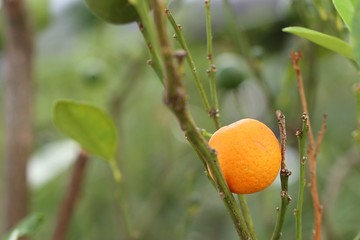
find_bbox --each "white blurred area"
[27,140,80,189]
[50,0,79,16]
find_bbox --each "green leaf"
[333,0,354,30]
[283,26,354,60]
[3,213,44,240]
[352,2,360,66]
[53,100,117,161]
[352,0,360,6]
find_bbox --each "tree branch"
[290,51,324,240]
[151,0,250,238]
[1,0,34,235]
[52,151,89,240]
[271,110,292,240]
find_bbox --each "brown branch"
[290,51,323,240]
[271,110,292,240]
[1,0,34,235]
[276,110,287,169]
[52,151,89,240]
[151,0,250,238]
[314,114,327,159]
[290,51,313,143]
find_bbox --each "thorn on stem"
[301,112,308,122]
[280,168,292,177]
[296,128,303,138]
[209,108,220,118]
[301,156,307,164]
[138,22,144,32]
[147,42,153,50]
[219,191,225,199]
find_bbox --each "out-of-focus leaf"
[352,3,360,66]
[353,231,360,240]
[53,100,117,161]
[333,0,354,30]
[283,26,354,60]
[352,0,360,6]
[3,213,44,240]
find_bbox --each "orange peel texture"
[209,118,281,194]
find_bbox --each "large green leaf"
[352,0,360,6]
[3,213,44,240]
[53,100,117,161]
[283,26,354,60]
[333,0,354,30]
[352,2,360,66]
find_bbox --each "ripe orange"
[209,118,281,194]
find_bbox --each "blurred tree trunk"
[1,0,34,235]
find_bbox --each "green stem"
[151,0,249,238]
[238,195,257,240]
[131,0,164,81]
[271,111,292,240]
[199,128,213,138]
[109,159,137,239]
[271,169,292,240]
[205,0,221,129]
[296,113,309,240]
[165,9,212,115]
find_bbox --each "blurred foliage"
[1,0,360,239]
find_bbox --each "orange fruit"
[208,118,281,194]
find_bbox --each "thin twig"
[204,0,221,129]
[108,159,138,239]
[132,0,164,81]
[295,113,309,240]
[271,110,292,240]
[291,52,310,122]
[314,114,327,159]
[165,9,212,118]
[277,110,287,169]
[52,151,89,240]
[237,195,257,240]
[290,51,323,240]
[151,0,250,238]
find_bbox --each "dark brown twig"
[277,110,287,169]
[52,151,89,240]
[271,110,292,240]
[290,51,325,240]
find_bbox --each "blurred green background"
[1,0,360,239]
